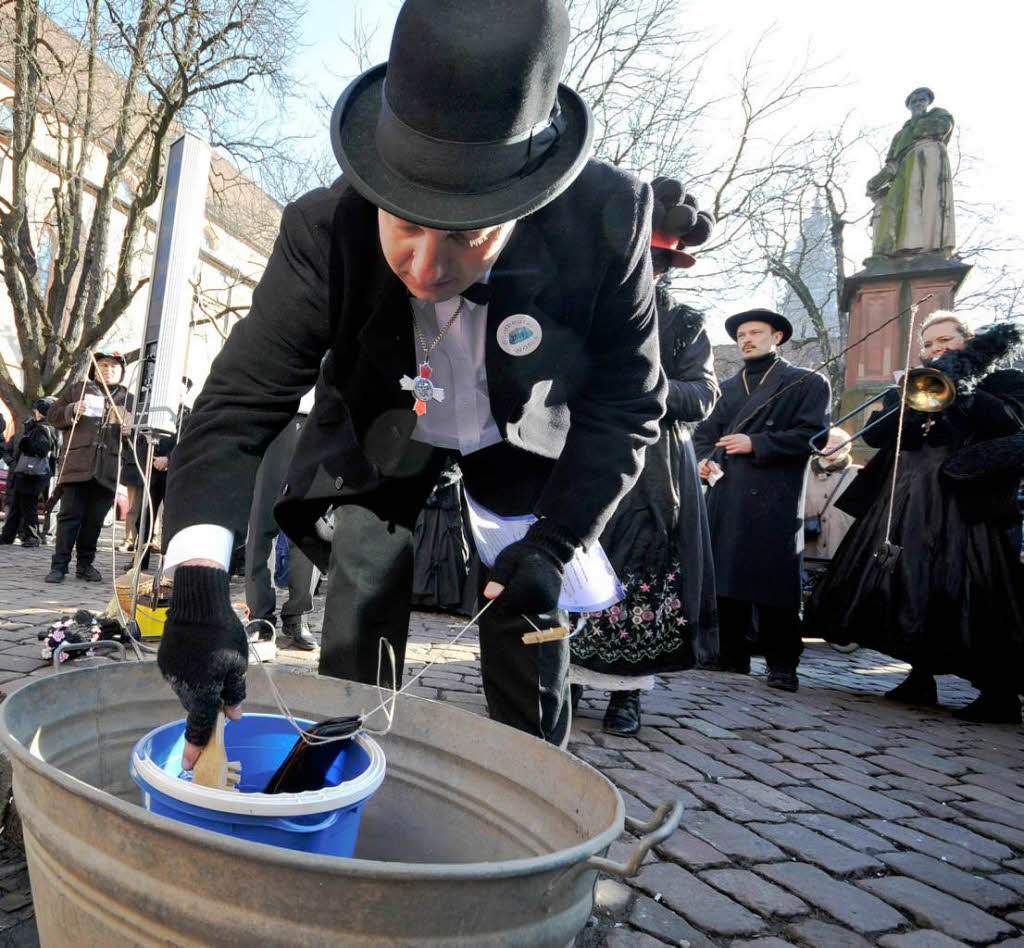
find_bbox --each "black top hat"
[724,309,793,345]
[650,177,715,270]
[331,0,593,230]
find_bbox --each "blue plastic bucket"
[130,714,385,857]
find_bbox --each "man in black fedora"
[157,0,668,764]
[693,310,830,692]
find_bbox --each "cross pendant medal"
[399,362,446,416]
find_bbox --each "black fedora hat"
[724,309,793,345]
[331,0,593,230]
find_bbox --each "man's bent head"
[378,210,515,302]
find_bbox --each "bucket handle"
[267,810,342,834]
[585,800,683,878]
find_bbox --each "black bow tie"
[461,283,491,305]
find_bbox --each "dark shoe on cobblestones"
[76,564,103,582]
[0,536,13,545]
[280,618,317,651]
[766,668,799,692]
[885,669,937,705]
[21,538,40,548]
[603,690,641,735]
[952,690,1022,724]
[44,567,66,583]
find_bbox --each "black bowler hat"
[330,0,593,230]
[724,309,793,345]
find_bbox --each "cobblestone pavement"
[1,534,1023,947]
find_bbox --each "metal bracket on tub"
[585,801,684,878]
[52,640,127,668]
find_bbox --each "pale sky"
[284,0,1024,341]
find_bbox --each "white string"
[882,304,919,546]
[246,597,498,744]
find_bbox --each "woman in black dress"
[570,179,720,735]
[808,314,1024,723]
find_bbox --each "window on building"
[0,101,13,137]
[35,225,57,300]
[115,177,134,206]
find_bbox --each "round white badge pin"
[497,314,543,356]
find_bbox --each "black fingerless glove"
[489,518,578,615]
[157,566,248,747]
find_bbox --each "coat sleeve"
[954,370,1024,439]
[749,371,831,463]
[162,189,336,546]
[534,182,667,548]
[666,326,720,424]
[47,381,85,430]
[692,389,731,461]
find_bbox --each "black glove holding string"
[484,518,578,615]
[157,566,248,764]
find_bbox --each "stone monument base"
[839,254,970,457]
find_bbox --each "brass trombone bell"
[811,367,957,456]
[904,367,957,413]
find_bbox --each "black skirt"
[808,444,1024,688]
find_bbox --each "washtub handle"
[585,800,683,878]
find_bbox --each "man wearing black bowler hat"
[693,310,830,692]
[157,0,669,764]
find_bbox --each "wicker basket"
[114,573,173,615]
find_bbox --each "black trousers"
[320,445,571,747]
[246,416,318,623]
[718,596,803,672]
[50,480,116,571]
[0,475,44,542]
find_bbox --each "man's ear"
[772,330,784,346]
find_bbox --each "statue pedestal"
[839,254,970,446]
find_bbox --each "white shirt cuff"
[163,524,235,575]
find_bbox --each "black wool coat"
[164,160,667,569]
[692,357,831,608]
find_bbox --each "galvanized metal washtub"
[0,662,681,947]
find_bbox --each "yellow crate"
[135,602,167,638]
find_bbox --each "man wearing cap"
[693,310,829,691]
[158,0,667,763]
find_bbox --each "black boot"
[766,667,799,692]
[280,617,317,651]
[44,567,66,583]
[76,563,103,582]
[885,669,937,705]
[953,691,1022,725]
[602,690,641,736]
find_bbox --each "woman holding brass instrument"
[808,313,1024,723]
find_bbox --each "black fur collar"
[930,322,1024,393]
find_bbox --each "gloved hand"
[484,518,578,615]
[157,566,248,756]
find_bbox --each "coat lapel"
[355,255,418,387]
[729,357,791,434]
[485,218,560,422]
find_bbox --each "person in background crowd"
[244,394,320,651]
[570,177,719,736]
[809,313,1024,723]
[45,350,132,584]
[694,310,830,693]
[800,427,862,650]
[158,0,666,764]
[0,398,57,547]
[802,429,860,573]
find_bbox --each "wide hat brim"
[724,309,794,345]
[331,64,593,230]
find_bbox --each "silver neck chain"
[414,299,465,364]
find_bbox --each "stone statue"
[867,87,956,258]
